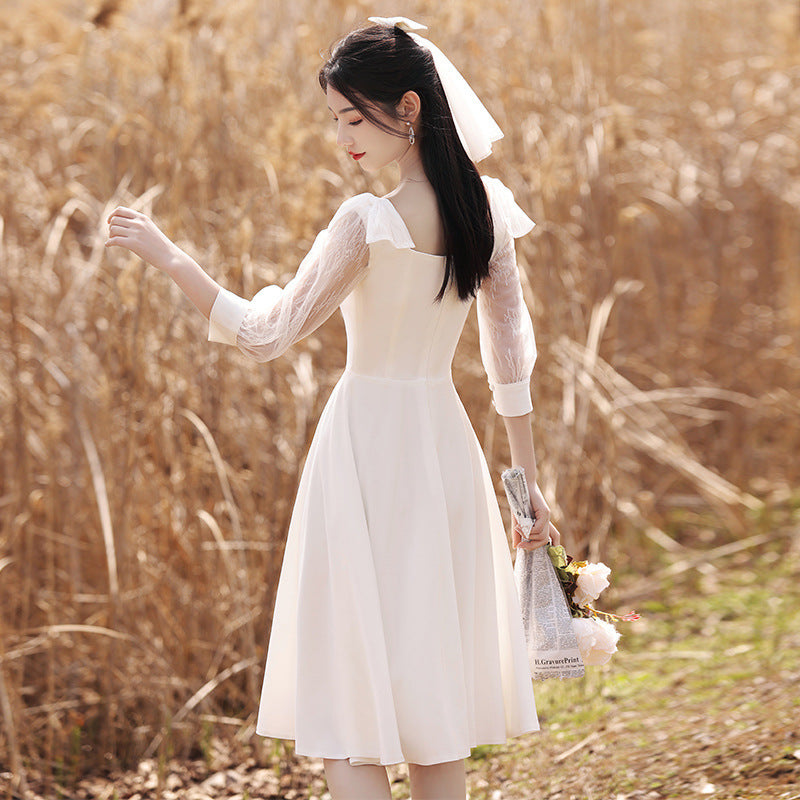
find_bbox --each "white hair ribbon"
[367,16,503,162]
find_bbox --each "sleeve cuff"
[491,379,533,417]
[208,287,251,346]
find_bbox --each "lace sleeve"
[476,234,537,416]
[207,209,369,362]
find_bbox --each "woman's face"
[327,86,409,172]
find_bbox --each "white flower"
[573,562,611,607]
[573,617,621,665]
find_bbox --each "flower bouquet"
[502,467,585,680]
[547,547,640,665]
[502,466,639,674]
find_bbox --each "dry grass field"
[1,0,799,796]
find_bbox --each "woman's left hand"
[512,481,561,550]
[105,207,181,273]
[512,518,560,550]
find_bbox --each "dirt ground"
[8,668,797,800]
[5,531,799,800]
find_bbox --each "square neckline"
[378,194,447,260]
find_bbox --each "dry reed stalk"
[22,624,135,641]
[54,176,137,325]
[178,408,242,541]
[0,661,27,796]
[197,509,237,585]
[178,408,258,702]
[143,655,259,759]
[573,278,644,449]
[195,508,262,670]
[76,414,119,607]
[41,197,93,275]
[614,527,797,603]
[554,336,763,512]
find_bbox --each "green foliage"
[470,743,504,761]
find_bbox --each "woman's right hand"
[105,207,182,273]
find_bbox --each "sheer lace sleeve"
[477,178,537,417]
[207,206,369,362]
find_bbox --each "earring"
[408,123,416,146]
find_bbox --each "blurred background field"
[0,0,798,796]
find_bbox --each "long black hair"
[319,24,494,302]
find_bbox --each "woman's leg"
[408,758,466,800]
[323,758,392,800]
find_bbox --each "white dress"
[208,176,539,766]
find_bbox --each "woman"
[106,17,558,800]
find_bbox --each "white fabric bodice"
[341,241,468,381]
[208,176,537,416]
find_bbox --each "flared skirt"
[255,370,538,766]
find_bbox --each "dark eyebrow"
[328,105,358,115]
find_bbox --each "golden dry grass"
[0,0,798,787]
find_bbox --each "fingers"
[107,206,137,223]
[513,514,559,552]
[106,207,139,245]
[105,207,144,249]
[515,533,549,550]
[511,517,527,547]
[528,510,549,538]
[513,519,550,550]
[525,499,550,539]
[105,223,130,248]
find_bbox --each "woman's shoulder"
[329,192,415,251]
[480,175,536,248]
[330,191,381,219]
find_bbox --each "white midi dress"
[208,176,540,766]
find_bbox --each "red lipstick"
[350,152,365,161]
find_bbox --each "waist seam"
[343,368,453,385]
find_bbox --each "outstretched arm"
[106,207,221,318]
[105,204,370,362]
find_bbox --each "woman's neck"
[397,143,427,183]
